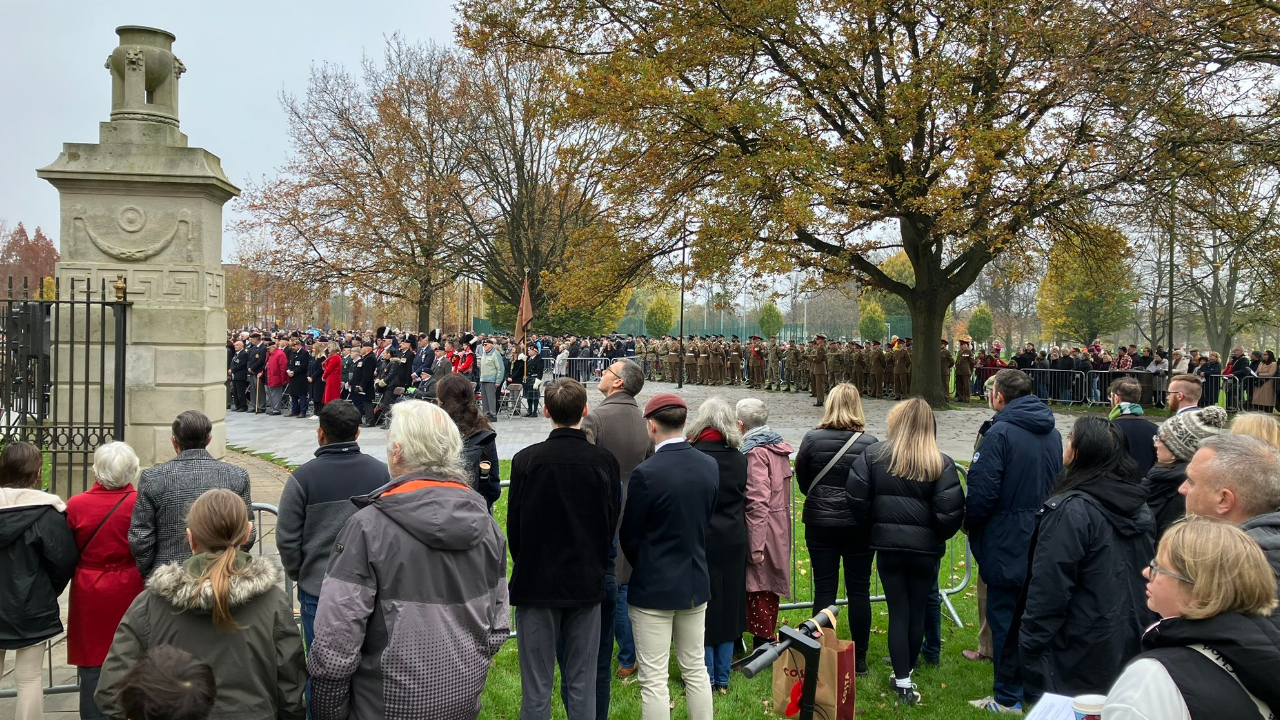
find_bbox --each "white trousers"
[1,644,45,720]
[629,603,713,720]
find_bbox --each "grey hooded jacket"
[1241,509,1280,584]
[308,474,510,720]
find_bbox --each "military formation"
[631,333,981,405]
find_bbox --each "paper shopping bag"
[770,627,856,720]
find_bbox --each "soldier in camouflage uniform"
[892,339,912,400]
[828,341,846,386]
[710,336,726,385]
[808,335,829,405]
[797,342,811,392]
[684,336,698,384]
[665,336,681,383]
[728,336,743,385]
[940,339,954,398]
[766,336,781,390]
[851,342,867,394]
[784,341,799,392]
[868,340,886,398]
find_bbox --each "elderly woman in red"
[64,441,145,720]
[322,340,344,404]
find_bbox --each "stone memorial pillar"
[38,26,239,468]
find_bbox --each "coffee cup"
[1072,694,1105,720]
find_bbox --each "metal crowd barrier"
[1212,374,1280,413]
[1085,369,1165,407]
[555,356,641,383]
[0,638,76,698]
[1021,368,1089,405]
[776,468,973,628]
[972,366,1001,398]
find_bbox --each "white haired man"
[309,400,510,720]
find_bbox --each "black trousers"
[232,377,248,409]
[877,551,937,682]
[805,525,871,665]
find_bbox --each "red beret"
[643,393,688,418]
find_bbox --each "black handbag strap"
[81,491,132,552]
[813,432,863,485]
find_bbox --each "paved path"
[226,381,1082,467]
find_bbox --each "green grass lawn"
[482,461,1000,719]
[243,450,999,717]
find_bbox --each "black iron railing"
[0,276,129,498]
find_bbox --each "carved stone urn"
[38,26,240,468]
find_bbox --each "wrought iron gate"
[0,276,128,497]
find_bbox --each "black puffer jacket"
[845,442,965,556]
[1019,481,1157,703]
[0,489,78,649]
[795,428,878,531]
[1140,462,1186,540]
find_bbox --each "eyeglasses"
[1147,559,1192,584]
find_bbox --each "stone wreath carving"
[71,206,192,262]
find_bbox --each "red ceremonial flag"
[516,277,534,344]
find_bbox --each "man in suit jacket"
[620,393,717,720]
[128,410,255,577]
[509,378,621,720]
[582,359,653,687]
[246,333,268,413]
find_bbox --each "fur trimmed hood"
[148,551,283,611]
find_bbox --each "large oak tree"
[462,0,1184,402]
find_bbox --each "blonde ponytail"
[186,488,249,631]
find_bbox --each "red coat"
[64,483,144,666]
[322,353,343,403]
[267,348,288,387]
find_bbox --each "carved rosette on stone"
[38,26,239,471]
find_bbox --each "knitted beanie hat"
[1159,406,1229,462]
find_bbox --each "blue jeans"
[291,392,309,416]
[299,589,319,719]
[705,642,733,687]
[558,573,618,720]
[299,588,319,649]
[615,584,636,668]
[987,584,1024,707]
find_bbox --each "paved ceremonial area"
[224,380,1082,466]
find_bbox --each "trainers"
[894,681,921,706]
[968,696,1024,714]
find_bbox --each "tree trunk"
[908,296,949,406]
[417,280,433,332]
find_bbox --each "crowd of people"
[226,326,1280,433]
[4,327,1280,718]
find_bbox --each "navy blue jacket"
[620,441,718,610]
[964,395,1062,588]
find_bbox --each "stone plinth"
[38,26,239,471]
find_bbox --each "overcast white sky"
[0,1,456,259]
